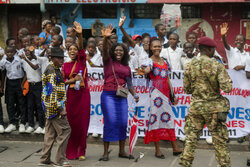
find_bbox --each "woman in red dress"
[61,22,90,161]
[138,38,182,159]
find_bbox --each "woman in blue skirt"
[100,25,139,161]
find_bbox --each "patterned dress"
[144,59,176,144]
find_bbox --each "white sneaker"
[25,126,34,133]
[100,134,103,139]
[0,125,4,133]
[92,133,98,137]
[19,124,26,133]
[206,137,213,144]
[41,128,45,134]
[4,124,16,133]
[34,127,43,134]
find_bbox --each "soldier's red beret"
[197,36,217,47]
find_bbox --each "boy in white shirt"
[161,33,182,70]
[181,42,195,70]
[20,46,45,134]
[0,46,26,133]
[221,22,247,70]
[86,41,102,67]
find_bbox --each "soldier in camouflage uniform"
[179,37,232,167]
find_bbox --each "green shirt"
[183,54,232,114]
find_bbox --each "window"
[130,4,163,19]
[82,5,117,18]
[181,6,201,19]
[242,4,250,19]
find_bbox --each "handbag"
[69,61,86,89]
[111,63,128,98]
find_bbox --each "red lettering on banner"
[184,96,191,104]
[174,120,182,127]
[239,121,245,128]
[232,120,237,127]
[138,120,144,126]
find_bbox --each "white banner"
[87,68,250,138]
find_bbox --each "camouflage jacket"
[183,54,232,114]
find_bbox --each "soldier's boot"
[179,160,192,167]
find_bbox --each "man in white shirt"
[20,46,45,134]
[161,33,182,70]
[221,23,247,70]
[0,46,26,133]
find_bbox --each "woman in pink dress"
[138,38,182,159]
[61,22,90,161]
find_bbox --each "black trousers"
[6,78,26,125]
[0,96,3,125]
[27,82,45,128]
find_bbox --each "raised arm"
[119,16,136,48]
[102,25,114,62]
[220,22,230,51]
[20,54,39,70]
[73,21,83,50]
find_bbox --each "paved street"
[0,140,249,167]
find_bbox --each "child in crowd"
[36,48,51,74]
[50,26,61,37]
[51,35,63,48]
[132,35,142,46]
[0,46,26,133]
[64,36,74,63]
[18,28,29,48]
[86,41,102,67]
[161,33,183,70]
[31,35,43,57]
[39,47,71,167]
[18,36,31,57]
[20,46,45,134]
[6,38,17,50]
[221,22,247,70]
[181,42,195,70]
[119,16,150,69]
[155,23,167,46]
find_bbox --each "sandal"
[155,153,165,159]
[99,155,109,161]
[173,151,182,156]
[53,161,72,167]
[118,153,130,159]
[38,161,55,166]
[79,156,86,161]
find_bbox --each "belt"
[29,82,42,86]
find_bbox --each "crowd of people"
[0,14,249,167]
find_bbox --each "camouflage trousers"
[179,113,231,167]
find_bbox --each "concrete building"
[0,0,249,58]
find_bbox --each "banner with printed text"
[87,68,250,138]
